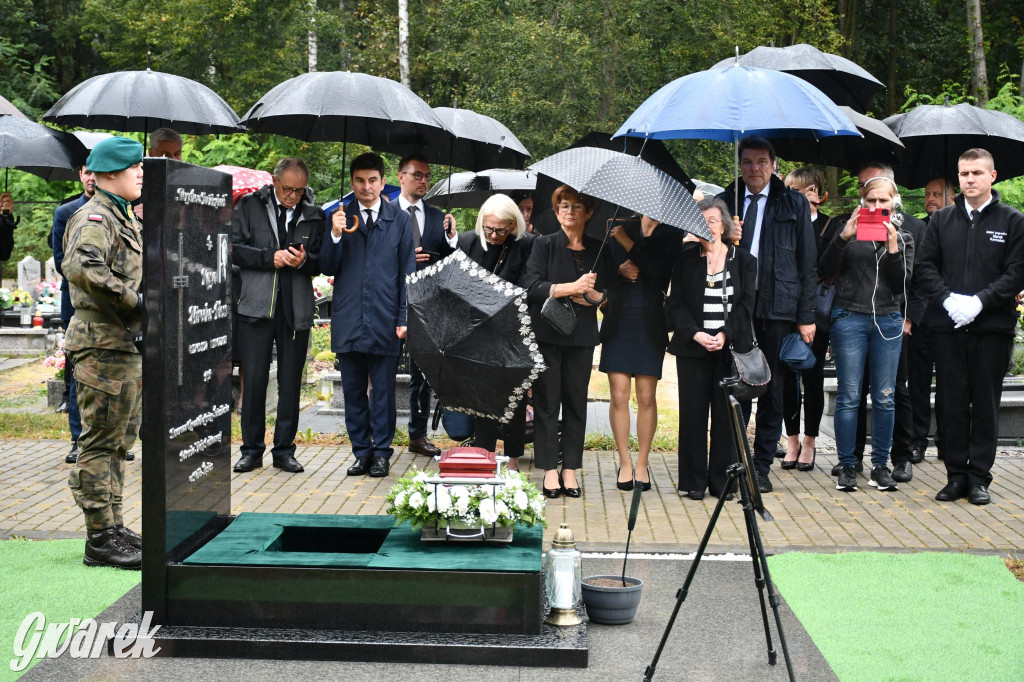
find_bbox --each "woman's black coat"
[458,230,535,286]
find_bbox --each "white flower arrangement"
[386,466,547,531]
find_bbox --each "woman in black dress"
[522,185,615,499]
[601,215,682,491]
[668,197,756,500]
[458,193,535,469]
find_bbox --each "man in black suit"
[396,154,457,456]
[720,136,817,493]
[231,158,325,474]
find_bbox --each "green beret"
[86,137,144,173]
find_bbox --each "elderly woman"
[522,185,615,499]
[602,215,682,491]
[668,198,756,500]
[819,176,914,493]
[458,194,535,469]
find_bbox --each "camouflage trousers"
[67,347,142,530]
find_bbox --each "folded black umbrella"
[0,116,88,185]
[405,250,545,422]
[884,102,1024,188]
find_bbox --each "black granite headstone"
[140,158,234,620]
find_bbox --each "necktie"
[277,204,289,247]
[740,194,762,251]
[970,209,980,226]
[364,208,374,232]
[406,204,421,248]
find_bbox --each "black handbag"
[721,269,771,402]
[541,296,577,336]
[815,280,836,333]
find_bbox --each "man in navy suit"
[396,154,457,456]
[322,153,416,477]
[50,165,95,464]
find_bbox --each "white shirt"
[331,198,382,243]
[964,195,993,221]
[744,183,771,259]
[397,195,458,248]
[272,196,296,238]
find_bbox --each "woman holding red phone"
[819,176,914,494]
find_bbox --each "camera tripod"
[643,379,795,682]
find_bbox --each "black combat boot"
[116,524,143,550]
[84,527,141,569]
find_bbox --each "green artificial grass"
[0,539,139,682]
[767,552,1024,682]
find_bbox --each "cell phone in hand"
[288,242,304,251]
[420,250,441,261]
[857,208,889,241]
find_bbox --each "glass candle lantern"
[544,523,582,626]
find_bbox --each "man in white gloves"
[916,148,1024,505]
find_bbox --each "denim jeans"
[830,307,903,468]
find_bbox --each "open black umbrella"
[429,107,531,171]
[0,116,88,186]
[884,102,1024,188]
[423,168,535,208]
[529,147,710,240]
[405,250,545,422]
[43,69,243,140]
[771,106,905,171]
[712,43,884,113]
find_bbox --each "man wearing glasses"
[396,154,457,456]
[231,157,325,474]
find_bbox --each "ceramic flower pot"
[581,575,643,625]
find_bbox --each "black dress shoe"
[347,457,371,476]
[935,480,967,502]
[909,442,926,464]
[775,445,787,459]
[233,453,263,472]
[967,485,991,505]
[408,437,441,456]
[125,451,136,461]
[84,527,141,570]
[687,490,705,500]
[368,456,390,477]
[56,400,68,414]
[755,471,773,493]
[543,485,561,499]
[561,485,581,498]
[116,524,143,550]
[273,454,304,473]
[65,442,79,464]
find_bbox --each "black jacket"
[667,243,756,358]
[522,230,617,347]
[602,221,683,346]
[407,200,455,269]
[720,175,817,324]
[819,218,913,316]
[916,190,1024,334]
[458,230,534,286]
[231,185,325,330]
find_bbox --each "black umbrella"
[423,168,536,208]
[429,107,531,171]
[0,116,88,187]
[43,69,243,140]
[529,146,710,240]
[406,249,545,422]
[0,94,28,119]
[884,102,1024,188]
[771,106,905,171]
[712,43,884,113]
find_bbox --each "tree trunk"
[966,0,988,105]
[837,0,858,59]
[886,0,898,115]
[398,0,410,87]
[308,0,318,73]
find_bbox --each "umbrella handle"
[732,215,741,246]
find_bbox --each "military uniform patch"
[88,214,104,222]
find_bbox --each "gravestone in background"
[140,158,234,621]
[17,255,40,294]
[45,257,60,284]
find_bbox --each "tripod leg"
[643,471,738,682]
[743,498,796,681]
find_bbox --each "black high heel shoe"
[796,448,816,472]
[560,471,581,498]
[617,465,635,491]
[543,472,562,498]
[634,467,652,491]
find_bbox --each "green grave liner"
[182,513,543,573]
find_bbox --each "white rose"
[413,472,430,483]
[478,499,499,525]
[495,500,510,518]
[393,491,407,508]
[428,488,452,514]
[531,498,546,515]
[408,492,425,509]
[513,490,528,510]
[455,495,470,516]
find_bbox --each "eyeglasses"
[558,202,586,213]
[401,171,432,182]
[277,184,306,197]
[483,225,511,236]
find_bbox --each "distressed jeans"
[830,307,903,469]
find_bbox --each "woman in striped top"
[667,197,757,500]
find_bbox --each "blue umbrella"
[613,64,859,221]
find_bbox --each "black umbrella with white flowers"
[405,250,545,423]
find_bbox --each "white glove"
[961,295,983,322]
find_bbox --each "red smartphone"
[857,207,889,241]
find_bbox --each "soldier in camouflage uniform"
[63,137,145,569]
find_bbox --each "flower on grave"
[311,275,333,300]
[43,348,66,380]
[0,288,12,310]
[10,289,33,307]
[35,280,60,298]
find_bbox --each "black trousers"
[408,359,431,439]
[751,318,791,475]
[534,343,593,471]
[238,307,310,460]
[782,330,829,437]
[474,399,527,458]
[853,335,912,464]
[676,351,736,497]
[907,323,943,446]
[933,331,1011,488]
